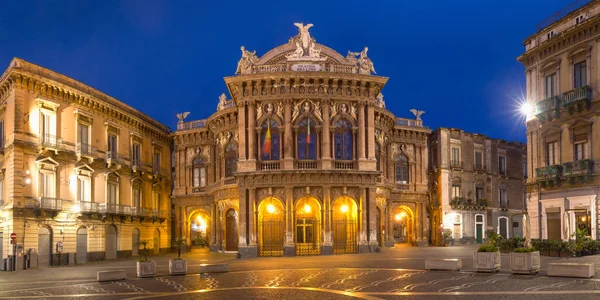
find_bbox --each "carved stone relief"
[293,186,323,202]
[256,187,285,201]
[330,186,359,201]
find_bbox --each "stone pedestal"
[322,245,333,255]
[359,244,371,253]
[284,246,296,257]
[321,158,332,169]
[238,246,258,259]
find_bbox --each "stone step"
[425,259,462,271]
[97,270,126,282]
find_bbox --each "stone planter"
[473,251,501,273]
[136,261,156,278]
[169,259,187,275]
[510,251,540,275]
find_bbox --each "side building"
[518,0,600,241]
[172,23,431,258]
[0,58,172,269]
[429,128,526,245]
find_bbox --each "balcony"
[334,160,356,170]
[99,203,130,215]
[473,163,486,172]
[38,197,63,211]
[177,119,206,131]
[562,85,591,114]
[77,142,97,161]
[297,160,317,169]
[224,177,236,185]
[563,159,594,176]
[450,160,463,169]
[39,133,63,151]
[131,159,142,172]
[535,164,563,181]
[77,201,99,213]
[535,96,561,121]
[131,207,149,218]
[450,197,488,210]
[396,183,409,190]
[151,209,168,221]
[260,161,280,170]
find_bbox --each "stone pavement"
[1,244,600,299]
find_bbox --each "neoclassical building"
[0,58,172,269]
[429,128,527,246]
[519,1,600,241]
[173,23,430,258]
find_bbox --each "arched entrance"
[76,227,88,264]
[332,196,358,254]
[189,210,210,248]
[38,226,52,266]
[132,228,140,256]
[225,209,239,252]
[295,197,321,255]
[105,225,117,260]
[392,206,415,244]
[258,197,284,257]
[153,229,160,254]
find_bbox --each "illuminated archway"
[295,196,322,255]
[189,210,211,248]
[392,205,415,244]
[331,196,358,254]
[258,197,285,257]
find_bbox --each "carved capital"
[283,98,293,105]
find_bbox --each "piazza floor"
[2,245,600,299]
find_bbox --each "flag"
[262,120,271,157]
[306,118,311,144]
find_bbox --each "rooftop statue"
[376,93,385,108]
[410,109,425,121]
[217,93,228,110]
[236,46,259,75]
[348,46,376,75]
[287,22,325,61]
[176,112,190,123]
[293,22,314,49]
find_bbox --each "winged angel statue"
[410,109,425,121]
[176,112,190,123]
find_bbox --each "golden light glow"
[72,204,81,213]
[395,214,402,221]
[303,204,311,213]
[581,216,587,222]
[267,204,276,214]
[340,204,349,213]
[69,174,77,194]
[196,216,207,231]
[400,211,406,218]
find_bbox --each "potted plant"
[442,230,452,247]
[136,240,156,278]
[473,244,501,273]
[510,246,540,275]
[169,237,187,275]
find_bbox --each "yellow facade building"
[0,58,171,269]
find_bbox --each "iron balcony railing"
[563,159,594,176]
[99,203,130,215]
[334,160,355,170]
[177,119,206,131]
[562,85,591,107]
[297,160,317,169]
[396,118,423,127]
[40,133,63,149]
[131,207,148,217]
[39,197,63,211]
[77,142,97,157]
[535,164,563,180]
[535,96,561,117]
[78,201,99,213]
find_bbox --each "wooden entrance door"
[225,209,239,251]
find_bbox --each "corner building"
[0,59,172,268]
[173,24,430,258]
[519,1,600,241]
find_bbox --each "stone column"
[368,187,378,251]
[283,99,294,169]
[284,187,295,256]
[415,202,422,244]
[358,187,369,253]
[237,103,247,161]
[247,102,256,162]
[238,187,257,258]
[386,201,394,247]
[322,186,333,254]
[209,203,218,252]
[321,99,332,169]
[249,188,257,246]
[358,102,366,163]
[237,188,247,245]
[366,103,376,170]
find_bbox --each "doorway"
[76,227,88,264]
[132,228,140,256]
[105,225,117,260]
[38,227,52,266]
[225,209,239,251]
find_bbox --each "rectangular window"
[546,141,559,165]
[193,167,206,187]
[0,119,4,149]
[78,124,90,155]
[132,143,141,166]
[40,172,54,198]
[475,151,483,170]
[153,152,161,173]
[476,187,484,200]
[545,73,557,98]
[452,185,461,198]
[107,183,117,204]
[451,147,460,167]
[77,178,91,202]
[108,134,117,159]
[133,188,141,208]
[574,61,587,88]
[153,192,161,209]
[499,189,507,207]
[498,156,506,175]
[574,134,588,161]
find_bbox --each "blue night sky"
[0,0,578,142]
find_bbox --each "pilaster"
[321,99,332,169]
[322,186,333,255]
[283,99,294,169]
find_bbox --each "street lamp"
[519,99,534,122]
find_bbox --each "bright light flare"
[340,204,349,213]
[267,204,276,214]
[303,204,311,213]
[520,102,533,118]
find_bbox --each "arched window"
[297,117,317,160]
[225,142,237,177]
[334,119,353,160]
[260,119,280,161]
[395,155,409,184]
[375,143,381,171]
[193,157,206,187]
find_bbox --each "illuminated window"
[260,119,280,161]
[395,155,409,184]
[193,157,206,187]
[297,117,317,160]
[334,119,353,160]
[225,142,237,177]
